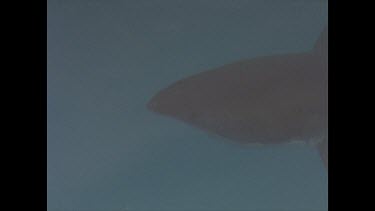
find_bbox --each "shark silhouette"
[148,27,328,170]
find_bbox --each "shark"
[148,26,328,170]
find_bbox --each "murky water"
[48,0,328,210]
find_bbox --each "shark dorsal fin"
[313,26,328,59]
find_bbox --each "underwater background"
[48,0,328,210]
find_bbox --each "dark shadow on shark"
[148,26,328,170]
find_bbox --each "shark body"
[148,27,328,169]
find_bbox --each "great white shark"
[148,27,328,170]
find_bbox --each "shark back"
[148,26,328,169]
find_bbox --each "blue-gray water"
[47,0,328,210]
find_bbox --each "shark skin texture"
[148,26,328,170]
